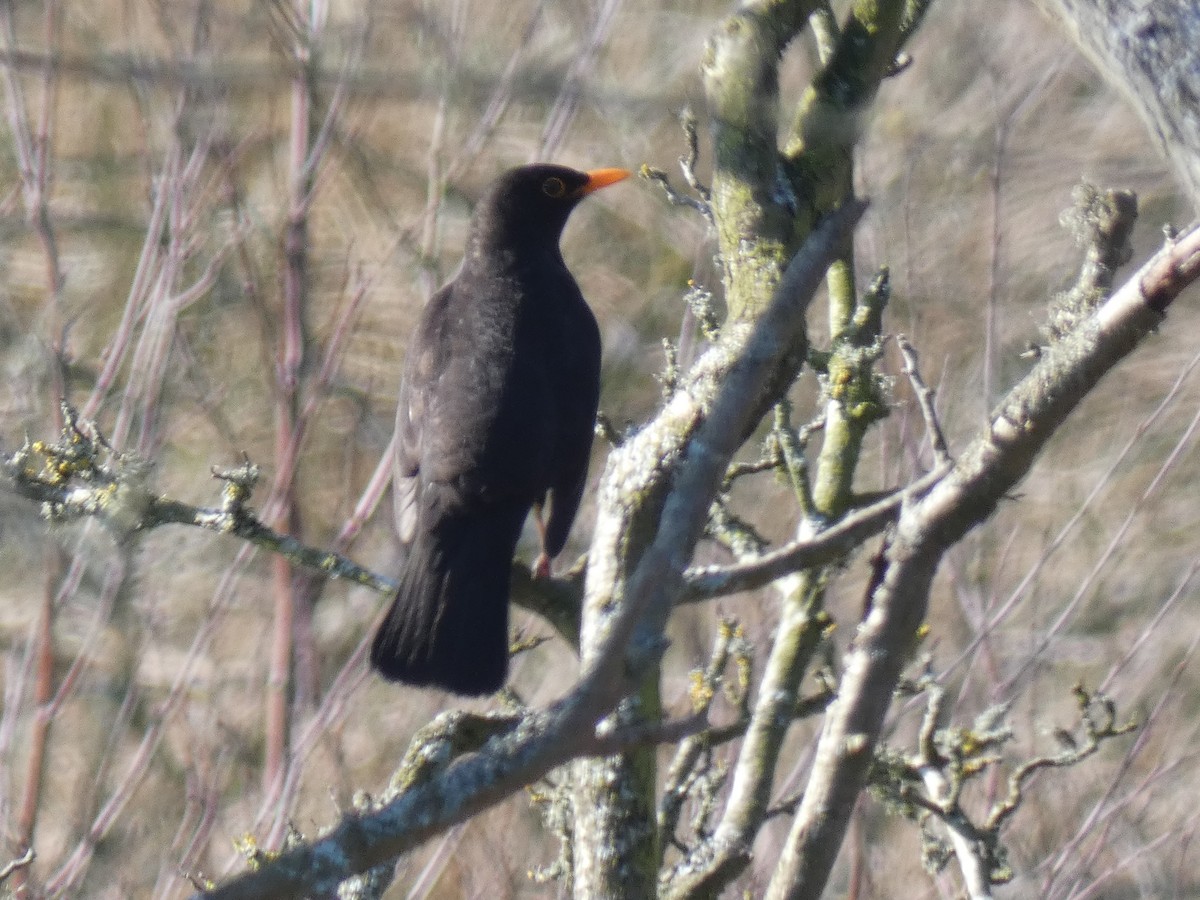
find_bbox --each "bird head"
[469,164,630,253]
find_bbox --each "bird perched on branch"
[371,163,630,695]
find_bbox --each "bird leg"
[532,500,552,579]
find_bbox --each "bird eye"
[542,176,567,198]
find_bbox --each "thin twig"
[896,335,951,466]
[641,164,714,222]
[684,465,949,601]
[0,847,35,883]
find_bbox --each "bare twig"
[657,619,744,866]
[941,342,1200,683]
[896,335,951,467]
[641,164,715,221]
[0,847,34,883]
[684,464,949,601]
[999,393,1200,695]
[642,107,716,224]
[536,0,622,159]
[678,106,711,206]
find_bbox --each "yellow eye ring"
[542,176,567,198]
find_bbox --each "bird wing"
[393,275,546,544]
[540,290,602,558]
[393,283,455,545]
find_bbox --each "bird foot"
[532,553,552,580]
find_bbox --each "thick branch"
[765,222,1200,898]
[702,0,819,322]
[579,200,867,688]
[1036,0,1200,211]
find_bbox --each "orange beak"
[579,168,631,196]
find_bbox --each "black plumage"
[371,163,629,695]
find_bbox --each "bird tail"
[371,500,527,695]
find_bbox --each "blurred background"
[0,0,1196,896]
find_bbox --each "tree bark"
[1036,0,1200,210]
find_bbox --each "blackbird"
[371,163,630,695]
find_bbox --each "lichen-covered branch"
[652,6,924,893]
[869,681,1134,900]
[1046,185,1138,338]
[764,217,1200,899]
[569,194,865,896]
[2,407,395,594]
[702,0,819,323]
[657,618,751,872]
[783,0,912,229]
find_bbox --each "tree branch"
[765,218,1200,898]
[682,464,948,601]
[1034,0,1200,211]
